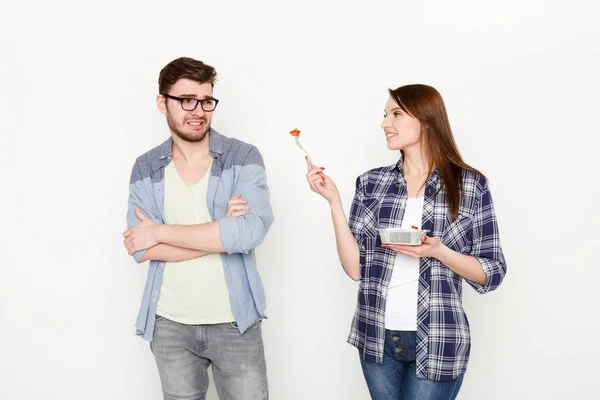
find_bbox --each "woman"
[306,84,507,399]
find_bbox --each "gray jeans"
[151,316,268,400]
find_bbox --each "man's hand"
[226,194,249,217]
[123,208,159,255]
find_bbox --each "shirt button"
[151,299,156,303]
[153,291,158,295]
[392,336,399,342]
[160,263,164,267]
[395,348,401,354]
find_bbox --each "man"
[123,57,273,400]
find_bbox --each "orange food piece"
[289,129,301,137]
[411,226,419,230]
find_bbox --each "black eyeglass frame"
[161,93,220,112]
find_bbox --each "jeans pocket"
[249,320,262,330]
[230,319,262,330]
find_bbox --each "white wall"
[2,0,599,398]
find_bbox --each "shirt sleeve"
[126,159,161,263]
[219,146,275,254]
[349,175,365,244]
[465,179,508,294]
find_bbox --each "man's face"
[157,78,214,143]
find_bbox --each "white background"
[2,0,599,399]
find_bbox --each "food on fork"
[290,128,316,166]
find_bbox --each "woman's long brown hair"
[388,84,484,220]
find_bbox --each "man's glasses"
[161,94,219,112]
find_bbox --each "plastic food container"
[378,228,429,245]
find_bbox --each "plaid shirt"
[347,157,507,381]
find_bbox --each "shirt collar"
[209,128,224,158]
[149,128,223,173]
[395,154,441,189]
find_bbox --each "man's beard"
[167,113,210,143]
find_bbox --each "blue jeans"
[360,330,464,400]
[151,316,268,400]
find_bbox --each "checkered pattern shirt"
[347,157,507,381]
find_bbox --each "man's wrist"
[154,224,167,244]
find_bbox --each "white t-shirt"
[384,197,424,331]
[157,160,235,325]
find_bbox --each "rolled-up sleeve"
[345,175,368,279]
[126,160,161,263]
[349,176,365,244]
[219,147,274,254]
[467,180,507,294]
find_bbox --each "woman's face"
[381,96,423,151]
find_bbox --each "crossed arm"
[123,194,249,262]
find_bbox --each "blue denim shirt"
[126,129,274,340]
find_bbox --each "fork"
[294,136,316,168]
